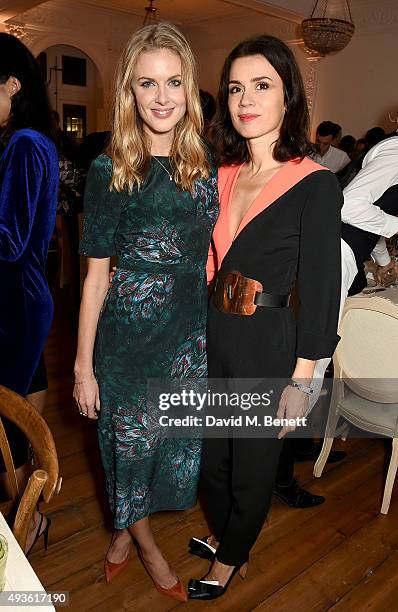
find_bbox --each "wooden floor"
[29,287,398,612]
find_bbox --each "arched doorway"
[38,44,104,143]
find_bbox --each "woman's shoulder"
[87,154,114,186]
[8,128,55,153]
[293,158,342,211]
[218,163,241,177]
[292,156,329,177]
[89,153,112,174]
[4,129,58,172]
[291,156,340,188]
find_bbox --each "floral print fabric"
[79,155,218,528]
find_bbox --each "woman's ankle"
[29,510,42,531]
[111,530,131,548]
[206,561,235,586]
[139,543,164,561]
[208,534,219,548]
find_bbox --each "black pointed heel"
[26,513,51,556]
[188,536,216,561]
[188,562,247,600]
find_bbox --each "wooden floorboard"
[27,288,398,611]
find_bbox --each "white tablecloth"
[0,513,55,611]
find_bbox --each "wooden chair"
[314,295,398,514]
[0,385,62,551]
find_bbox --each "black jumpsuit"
[201,158,342,565]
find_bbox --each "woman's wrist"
[292,358,315,384]
[74,363,94,378]
[74,375,96,385]
[289,379,314,396]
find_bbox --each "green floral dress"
[79,155,218,528]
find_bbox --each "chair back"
[0,385,61,550]
[334,296,398,403]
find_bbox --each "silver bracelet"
[289,379,314,396]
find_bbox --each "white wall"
[311,29,398,138]
[5,0,144,131]
[43,44,101,135]
[5,0,398,139]
[186,14,398,140]
[184,13,299,96]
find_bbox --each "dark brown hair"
[211,35,313,166]
[0,33,55,148]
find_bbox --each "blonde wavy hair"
[109,22,209,193]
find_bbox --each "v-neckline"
[227,161,290,242]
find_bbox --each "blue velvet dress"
[0,128,58,465]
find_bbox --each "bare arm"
[73,257,110,419]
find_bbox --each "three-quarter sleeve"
[296,171,342,360]
[79,155,122,258]
[0,134,45,262]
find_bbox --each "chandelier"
[143,0,158,26]
[301,0,355,58]
[5,22,28,41]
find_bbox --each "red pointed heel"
[104,533,133,583]
[138,548,188,602]
[154,576,188,602]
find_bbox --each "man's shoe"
[294,442,347,464]
[273,478,325,508]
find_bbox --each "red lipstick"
[238,114,260,123]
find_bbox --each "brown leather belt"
[213,270,290,316]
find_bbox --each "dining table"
[0,512,57,611]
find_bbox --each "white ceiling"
[73,0,306,27]
[3,0,398,27]
[75,0,394,25]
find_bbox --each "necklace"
[153,156,174,181]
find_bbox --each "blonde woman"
[73,23,218,602]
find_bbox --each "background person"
[313,120,350,173]
[0,33,59,554]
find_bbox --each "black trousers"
[275,438,308,485]
[200,435,282,565]
[201,301,297,565]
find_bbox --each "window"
[63,104,86,141]
[37,52,47,82]
[62,55,86,87]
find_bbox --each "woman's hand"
[276,384,309,439]
[73,376,100,420]
[375,260,397,287]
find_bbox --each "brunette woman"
[188,35,341,600]
[0,33,58,554]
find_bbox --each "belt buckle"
[214,271,263,316]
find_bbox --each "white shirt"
[313,146,350,173]
[341,136,398,266]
